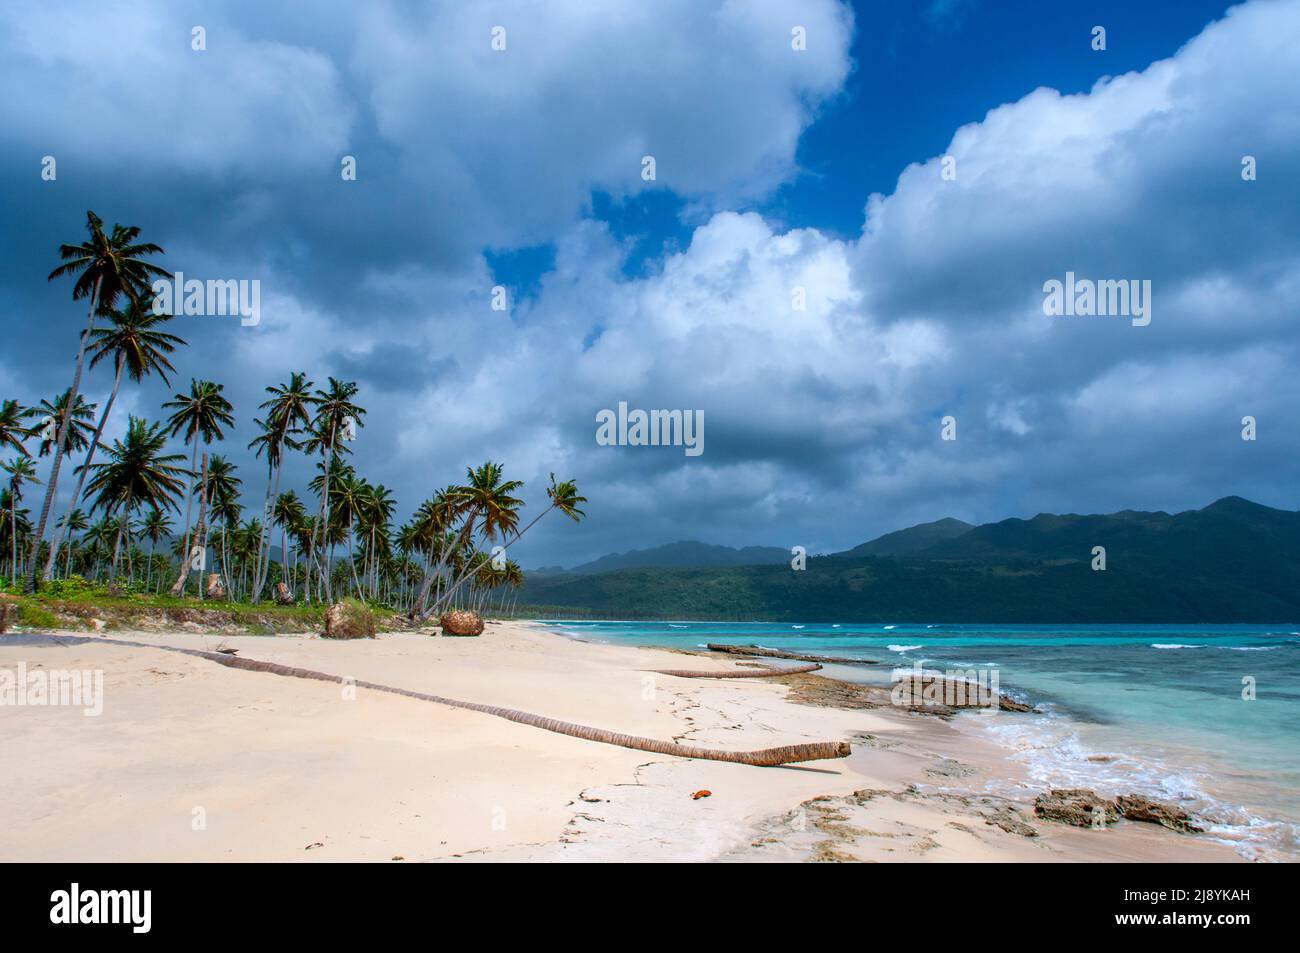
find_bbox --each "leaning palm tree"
[434,472,585,614]
[28,211,167,593]
[247,372,313,602]
[82,417,186,582]
[45,297,184,583]
[414,462,523,620]
[163,380,234,595]
[2,457,41,583]
[0,399,35,457]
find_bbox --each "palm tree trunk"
[412,514,478,620]
[433,504,555,616]
[9,495,17,586]
[347,525,363,598]
[174,439,199,597]
[76,635,851,767]
[49,356,124,584]
[108,505,129,583]
[169,453,208,597]
[251,457,279,603]
[29,276,102,592]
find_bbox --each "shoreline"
[0,621,1244,862]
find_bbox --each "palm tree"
[361,483,395,599]
[33,390,97,459]
[414,462,523,620]
[29,211,167,593]
[271,490,306,599]
[0,490,31,586]
[82,417,186,582]
[435,473,584,615]
[83,516,118,581]
[247,372,313,602]
[45,297,184,582]
[329,472,373,598]
[301,379,364,602]
[163,380,234,595]
[139,508,172,594]
[203,455,242,598]
[2,456,41,583]
[0,399,35,457]
[55,508,89,579]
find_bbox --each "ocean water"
[540,620,1300,861]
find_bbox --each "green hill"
[519,498,1300,622]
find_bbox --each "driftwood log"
[61,635,850,767]
[707,643,877,665]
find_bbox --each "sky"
[1,0,1297,568]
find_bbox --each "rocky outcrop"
[1034,789,1203,834]
[274,582,295,606]
[439,609,484,637]
[323,600,376,639]
[1116,794,1204,833]
[891,675,1038,714]
[205,573,226,600]
[1033,788,1120,827]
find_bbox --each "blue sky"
[1,0,1297,568]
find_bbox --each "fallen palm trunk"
[79,635,850,767]
[707,643,877,665]
[650,662,822,678]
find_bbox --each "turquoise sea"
[540,620,1300,861]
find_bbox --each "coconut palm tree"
[163,380,234,594]
[0,489,31,586]
[2,457,40,583]
[0,399,35,457]
[247,372,313,602]
[83,516,118,581]
[302,378,364,602]
[271,490,306,599]
[33,390,97,460]
[55,508,89,579]
[415,462,524,620]
[45,297,184,582]
[29,211,168,593]
[82,417,186,582]
[139,508,172,593]
[436,473,584,615]
[202,455,242,598]
[360,483,395,599]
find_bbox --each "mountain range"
[520,497,1300,622]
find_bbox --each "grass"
[1,575,400,634]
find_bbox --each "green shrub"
[17,603,61,630]
[39,575,104,599]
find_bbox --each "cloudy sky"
[2,0,1297,568]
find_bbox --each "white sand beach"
[0,622,1240,863]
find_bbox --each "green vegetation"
[520,497,1300,623]
[1,211,588,624]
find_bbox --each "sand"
[0,621,1242,862]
